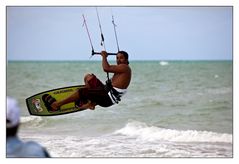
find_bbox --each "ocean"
[6,60,233,157]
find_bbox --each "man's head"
[7,97,20,136]
[116,51,129,65]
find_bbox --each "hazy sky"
[7,6,232,61]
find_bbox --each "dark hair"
[118,51,129,64]
[7,124,19,137]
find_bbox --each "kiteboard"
[26,85,88,116]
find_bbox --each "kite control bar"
[91,50,117,56]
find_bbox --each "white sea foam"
[20,116,45,127]
[20,116,43,123]
[159,61,169,66]
[22,122,232,157]
[114,121,232,143]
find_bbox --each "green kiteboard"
[26,85,87,116]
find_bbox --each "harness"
[105,73,121,104]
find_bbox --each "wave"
[19,120,232,157]
[114,121,232,143]
[159,61,169,66]
[20,116,43,123]
[20,116,45,127]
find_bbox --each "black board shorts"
[78,75,113,107]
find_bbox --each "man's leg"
[84,74,95,88]
[51,74,96,110]
[51,90,80,110]
[82,74,98,109]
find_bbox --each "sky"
[7,6,232,61]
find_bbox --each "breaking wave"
[114,121,232,143]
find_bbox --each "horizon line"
[7,59,233,62]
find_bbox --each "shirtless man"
[44,50,131,111]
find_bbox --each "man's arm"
[101,51,111,72]
[101,51,128,73]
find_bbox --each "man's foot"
[75,100,84,108]
[75,100,96,110]
[51,101,59,111]
[87,102,96,110]
[42,94,59,112]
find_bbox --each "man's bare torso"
[111,64,131,89]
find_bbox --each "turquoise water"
[7,60,233,157]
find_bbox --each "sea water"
[6,60,233,157]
